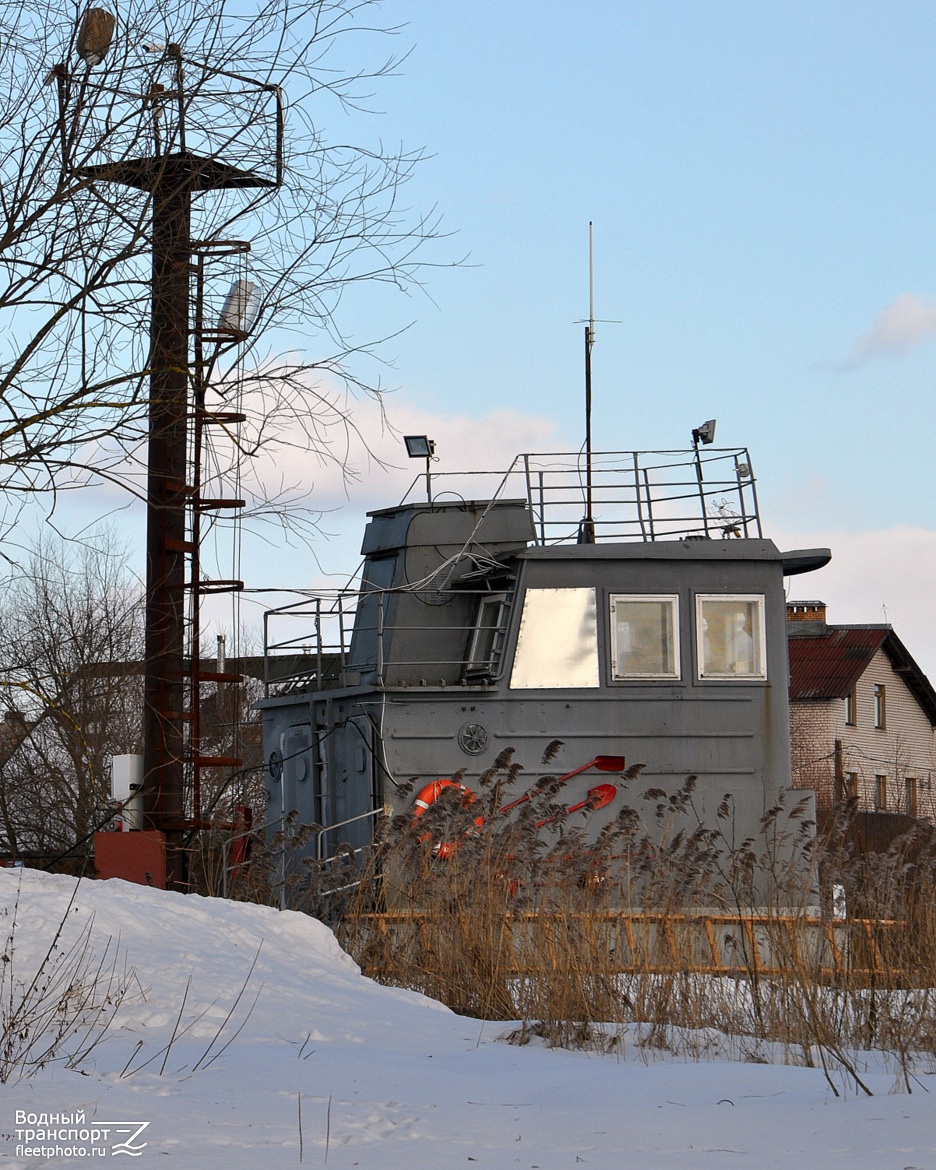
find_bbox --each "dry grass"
[334,751,936,1090]
[0,879,137,1082]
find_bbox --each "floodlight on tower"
[76,8,115,66]
[219,280,261,340]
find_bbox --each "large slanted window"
[609,595,679,679]
[510,587,599,689]
[696,594,766,680]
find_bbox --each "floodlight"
[692,419,717,446]
[404,435,434,459]
[76,9,115,66]
[405,436,436,503]
[218,280,260,338]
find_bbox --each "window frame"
[695,593,767,681]
[844,688,857,727]
[464,593,507,678]
[608,593,680,681]
[874,774,887,811]
[873,684,886,730]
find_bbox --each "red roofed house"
[787,602,936,818]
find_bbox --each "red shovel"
[498,755,626,815]
[536,782,618,827]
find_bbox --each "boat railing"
[263,587,510,696]
[262,448,762,695]
[401,448,760,544]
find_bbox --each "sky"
[51,1,936,675]
[5,867,936,1167]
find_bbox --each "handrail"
[261,448,764,696]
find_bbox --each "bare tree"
[0,0,438,534]
[0,0,443,885]
[185,653,266,896]
[0,540,273,873]
[0,534,143,865]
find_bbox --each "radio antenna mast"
[578,222,596,543]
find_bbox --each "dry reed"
[333,753,936,1089]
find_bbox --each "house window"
[873,684,886,729]
[874,774,887,811]
[844,689,856,726]
[510,587,599,689]
[465,594,506,676]
[696,595,766,680]
[846,772,859,800]
[610,595,679,679]
[905,777,918,818]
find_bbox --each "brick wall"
[790,648,936,818]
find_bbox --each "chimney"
[786,601,827,623]
[786,600,828,638]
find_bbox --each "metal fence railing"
[263,448,763,696]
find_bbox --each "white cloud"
[40,410,936,692]
[774,523,936,682]
[234,394,564,592]
[848,292,936,363]
[258,394,563,518]
[19,384,565,640]
[37,376,562,550]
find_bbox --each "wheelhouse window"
[610,595,679,679]
[696,594,766,680]
[510,587,599,689]
[465,594,506,677]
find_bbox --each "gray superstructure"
[258,448,829,894]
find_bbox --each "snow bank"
[1,868,934,1168]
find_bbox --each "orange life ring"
[412,779,482,857]
[412,778,474,816]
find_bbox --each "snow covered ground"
[1,869,935,1169]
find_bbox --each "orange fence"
[349,910,905,982]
